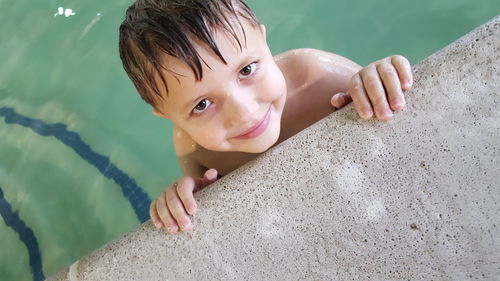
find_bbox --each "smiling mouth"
[234,107,271,139]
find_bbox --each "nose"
[223,87,260,126]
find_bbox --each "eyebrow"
[184,95,201,113]
[181,50,258,114]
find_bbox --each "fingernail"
[167,225,178,233]
[362,109,373,120]
[180,221,192,231]
[393,99,405,109]
[154,222,162,229]
[188,205,197,215]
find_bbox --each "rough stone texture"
[48,16,500,281]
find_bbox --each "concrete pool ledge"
[48,16,500,281]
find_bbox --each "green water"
[0,0,498,280]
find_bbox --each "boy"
[119,0,413,234]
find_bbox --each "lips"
[234,107,271,139]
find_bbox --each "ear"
[152,108,168,119]
[259,24,267,41]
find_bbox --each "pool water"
[0,0,498,280]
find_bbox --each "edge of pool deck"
[48,15,500,281]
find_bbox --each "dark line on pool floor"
[0,185,45,281]
[0,106,151,222]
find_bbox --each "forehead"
[156,20,266,115]
[164,19,262,76]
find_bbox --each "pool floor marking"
[0,185,45,281]
[0,106,151,222]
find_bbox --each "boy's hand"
[149,168,218,233]
[331,55,413,121]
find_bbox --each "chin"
[244,143,273,153]
[242,124,281,153]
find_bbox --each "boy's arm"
[274,48,361,134]
[278,48,413,121]
[149,126,217,234]
[276,48,361,98]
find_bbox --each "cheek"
[260,64,287,100]
[184,123,228,151]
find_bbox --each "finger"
[149,199,163,229]
[155,192,179,233]
[391,55,413,91]
[377,62,406,111]
[194,169,219,192]
[330,92,353,109]
[349,73,373,120]
[203,168,218,182]
[175,178,198,215]
[360,65,393,121]
[165,187,192,232]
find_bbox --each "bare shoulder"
[274,48,361,73]
[272,49,362,140]
[274,48,361,98]
[172,126,205,178]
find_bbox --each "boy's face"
[153,20,287,153]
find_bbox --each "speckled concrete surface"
[48,16,500,281]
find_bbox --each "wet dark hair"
[119,0,260,108]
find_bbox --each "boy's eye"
[239,62,257,78]
[192,99,212,114]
